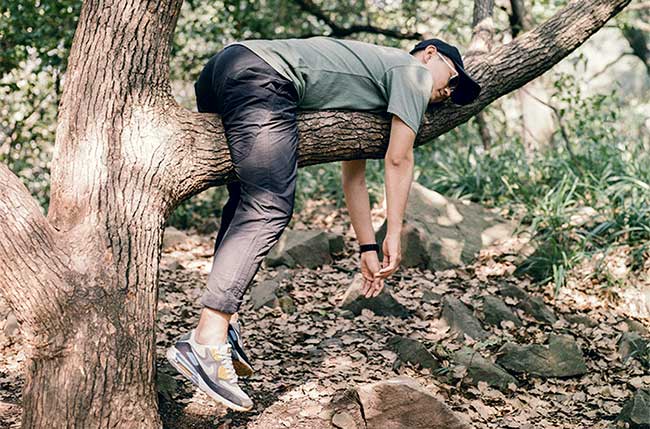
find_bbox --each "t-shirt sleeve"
[383,65,434,134]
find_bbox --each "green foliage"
[0,0,79,76]
[414,71,650,293]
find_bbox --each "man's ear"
[424,45,437,63]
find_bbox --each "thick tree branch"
[169,0,632,205]
[0,163,72,348]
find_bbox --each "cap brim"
[450,64,481,105]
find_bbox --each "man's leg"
[195,66,299,345]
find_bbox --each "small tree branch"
[293,0,422,39]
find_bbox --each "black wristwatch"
[359,243,380,254]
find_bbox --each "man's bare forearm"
[384,155,414,236]
[342,160,376,245]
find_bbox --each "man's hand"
[360,251,384,298]
[375,233,401,280]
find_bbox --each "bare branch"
[293,0,422,39]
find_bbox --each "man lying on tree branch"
[166,35,481,412]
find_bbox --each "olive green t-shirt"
[230,36,434,134]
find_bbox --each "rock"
[250,280,279,310]
[340,274,410,319]
[162,226,189,250]
[441,296,489,341]
[4,312,18,338]
[374,182,514,270]
[564,313,598,328]
[618,389,650,429]
[266,229,332,269]
[156,371,177,402]
[388,336,440,371]
[496,334,588,378]
[421,289,442,304]
[452,347,518,391]
[482,296,522,327]
[196,218,219,235]
[278,295,297,315]
[518,295,557,325]
[161,259,183,271]
[618,332,649,363]
[331,411,357,429]
[327,232,346,256]
[499,284,557,325]
[500,283,529,300]
[273,267,293,283]
[356,376,470,429]
[625,318,650,336]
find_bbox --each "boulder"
[356,376,470,429]
[162,227,189,250]
[441,296,489,341]
[388,336,440,371]
[250,280,279,310]
[618,389,650,429]
[482,296,522,327]
[374,182,513,270]
[496,334,588,378]
[339,274,410,319]
[452,347,518,391]
[266,229,332,269]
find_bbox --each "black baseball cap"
[410,38,481,105]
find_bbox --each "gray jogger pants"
[194,44,300,314]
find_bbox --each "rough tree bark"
[0,0,632,427]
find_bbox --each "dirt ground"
[1,198,648,428]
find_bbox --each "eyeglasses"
[437,52,459,92]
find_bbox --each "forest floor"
[0,197,648,428]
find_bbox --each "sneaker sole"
[165,346,253,412]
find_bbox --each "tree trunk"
[508,0,557,155]
[0,0,632,427]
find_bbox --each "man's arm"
[341,159,376,245]
[384,114,415,237]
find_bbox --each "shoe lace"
[211,344,238,383]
